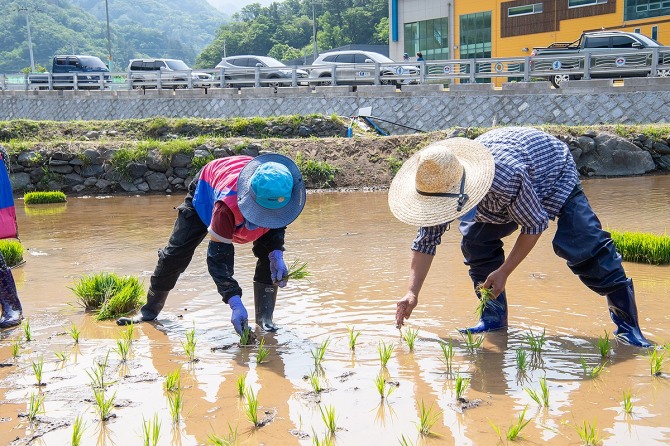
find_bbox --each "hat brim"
[238,153,306,229]
[388,138,495,226]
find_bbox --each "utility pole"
[311,1,322,62]
[105,0,112,71]
[18,7,35,72]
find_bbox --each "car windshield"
[79,57,108,70]
[634,34,663,47]
[165,60,191,70]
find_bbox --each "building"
[389,0,670,62]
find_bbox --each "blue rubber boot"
[606,282,651,348]
[458,290,508,334]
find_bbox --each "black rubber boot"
[458,290,508,334]
[606,282,651,347]
[254,282,278,332]
[116,289,169,326]
[0,267,23,329]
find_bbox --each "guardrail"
[1,49,669,91]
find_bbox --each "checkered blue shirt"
[412,127,579,255]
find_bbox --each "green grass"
[236,374,247,397]
[374,372,395,399]
[182,326,197,362]
[490,406,532,442]
[93,389,116,421]
[142,414,161,446]
[256,337,270,364]
[207,424,238,445]
[11,341,20,358]
[295,151,337,188]
[243,387,260,426]
[525,376,550,407]
[71,414,86,446]
[597,331,611,358]
[168,389,183,423]
[525,328,546,354]
[22,318,32,341]
[309,370,323,393]
[378,340,395,367]
[31,356,44,386]
[515,348,528,371]
[165,368,181,393]
[319,404,337,436]
[440,340,454,371]
[26,392,45,422]
[0,240,24,267]
[461,330,485,352]
[23,191,67,204]
[311,338,330,366]
[68,323,81,344]
[347,325,361,350]
[610,230,670,265]
[649,348,665,376]
[415,400,440,436]
[403,327,419,351]
[455,374,470,400]
[70,272,145,321]
[622,389,634,414]
[574,420,601,446]
[115,338,131,362]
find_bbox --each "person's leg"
[0,253,23,328]
[553,188,650,347]
[252,239,278,332]
[459,220,518,333]
[118,189,207,325]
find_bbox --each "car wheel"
[550,74,570,88]
[657,69,670,77]
[132,82,144,90]
[318,75,333,86]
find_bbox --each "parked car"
[28,55,111,90]
[308,50,419,86]
[215,55,308,87]
[530,31,670,88]
[127,59,212,89]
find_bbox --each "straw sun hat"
[388,138,495,226]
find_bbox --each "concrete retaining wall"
[1,79,670,131]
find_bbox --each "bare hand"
[482,268,509,298]
[396,293,418,328]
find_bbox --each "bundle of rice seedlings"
[70,272,145,321]
[0,240,23,267]
[24,191,67,205]
[610,230,670,265]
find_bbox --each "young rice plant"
[70,272,144,321]
[23,191,67,204]
[378,340,395,367]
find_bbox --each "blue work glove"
[269,250,288,287]
[228,295,248,336]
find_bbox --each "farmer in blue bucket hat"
[389,127,651,347]
[118,153,306,335]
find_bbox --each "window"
[585,36,610,48]
[508,3,544,16]
[404,17,449,60]
[459,11,492,83]
[335,54,355,63]
[353,54,370,63]
[634,27,641,32]
[569,0,607,7]
[625,0,670,20]
[652,25,659,40]
[612,36,636,47]
[323,55,337,63]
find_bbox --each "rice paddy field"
[1,174,669,445]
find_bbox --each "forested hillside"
[196,0,389,67]
[0,0,226,73]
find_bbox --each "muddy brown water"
[1,175,670,445]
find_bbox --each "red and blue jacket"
[0,148,17,240]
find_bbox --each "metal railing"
[1,49,669,91]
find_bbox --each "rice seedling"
[610,229,670,265]
[167,389,183,423]
[378,340,395,367]
[236,374,246,397]
[207,424,238,445]
[93,389,116,421]
[309,370,323,393]
[24,191,67,204]
[142,414,161,446]
[283,259,311,282]
[87,352,112,389]
[165,368,181,393]
[460,330,484,352]
[515,348,528,371]
[455,374,470,400]
[0,239,23,267]
[574,420,601,446]
[32,356,44,386]
[622,389,633,414]
[12,341,20,358]
[398,434,416,446]
[415,400,440,436]
[68,324,81,344]
[374,372,395,399]
[474,285,494,318]
[311,338,330,366]
[347,325,361,351]
[26,392,45,422]
[115,338,131,362]
[403,327,419,351]
[120,323,135,342]
[312,430,335,446]
[71,414,86,446]
[182,326,197,362]
[525,376,550,407]
[525,328,546,353]
[243,387,259,426]
[256,337,269,364]
[22,318,32,341]
[70,272,144,321]
[649,348,665,376]
[239,326,253,346]
[490,406,532,441]
[319,404,337,436]
[439,340,454,370]
[597,331,611,358]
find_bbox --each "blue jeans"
[459,186,629,296]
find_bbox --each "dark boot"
[254,282,278,332]
[606,283,651,347]
[116,289,169,326]
[459,290,508,334]
[0,267,23,328]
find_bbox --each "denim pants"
[459,185,629,296]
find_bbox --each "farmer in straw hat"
[390,126,651,347]
[118,153,306,335]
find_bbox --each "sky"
[205,0,275,14]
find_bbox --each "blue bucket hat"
[237,153,306,228]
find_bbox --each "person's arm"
[395,250,434,328]
[483,232,541,298]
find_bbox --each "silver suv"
[309,50,419,86]
[127,59,212,89]
[215,55,308,87]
